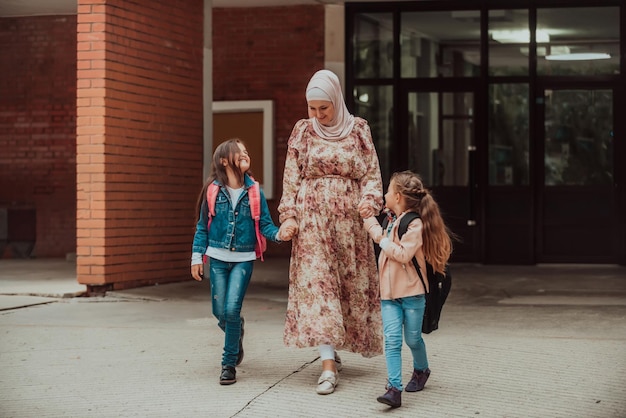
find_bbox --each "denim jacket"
[192,174,280,255]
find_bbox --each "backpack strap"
[203,183,219,264]
[396,212,428,294]
[248,181,261,220]
[247,180,266,261]
[397,212,420,241]
[206,182,219,218]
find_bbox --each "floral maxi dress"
[278,117,384,358]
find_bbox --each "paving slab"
[0,259,85,298]
[0,295,58,311]
[499,295,626,306]
[1,259,625,417]
[1,293,625,418]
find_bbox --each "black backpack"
[380,212,452,334]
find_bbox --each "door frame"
[534,80,620,263]
[399,81,484,263]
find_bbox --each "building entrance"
[537,86,616,262]
[401,85,619,264]
[402,88,481,262]
[346,1,625,265]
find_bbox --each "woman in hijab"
[279,69,384,395]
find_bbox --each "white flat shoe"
[316,370,338,395]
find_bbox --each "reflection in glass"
[354,85,394,184]
[353,13,393,79]
[401,11,480,78]
[407,92,473,187]
[488,84,529,185]
[544,90,613,186]
[488,10,529,76]
[537,7,620,76]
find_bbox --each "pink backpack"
[205,179,267,261]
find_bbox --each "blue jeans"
[381,295,429,390]
[209,258,253,367]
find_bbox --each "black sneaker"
[236,317,245,366]
[219,365,236,385]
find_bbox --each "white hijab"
[305,69,355,141]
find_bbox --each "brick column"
[76,0,204,290]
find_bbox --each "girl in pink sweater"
[362,170,453,408]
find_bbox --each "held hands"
[358,201,378,219]
[191,263,203,281]
[278,218,298,241]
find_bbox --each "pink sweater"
[364,213,428,300]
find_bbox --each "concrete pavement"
[0,258,625,417]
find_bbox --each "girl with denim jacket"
[191,138,295,386]
[362,170,453,408]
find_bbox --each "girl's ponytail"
[419,193,453,274]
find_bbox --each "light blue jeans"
[209,258,253,367]
[381,295,429,390]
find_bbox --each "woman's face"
[307,100,335,126]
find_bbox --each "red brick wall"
[0,16,77,258]
[1,3,325,275]
[76,0,203,287]
[213,5,325,256]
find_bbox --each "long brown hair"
[194,138,248,218]
[391,170,454,273]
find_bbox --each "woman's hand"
[279,218,298,241]
[358,201,377,219]
[191,263,204,281]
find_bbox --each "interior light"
[550,46,570,56]
[491,29,550,44]
[545,52,611,61]
[520,46,569,57]
[358,93,369,103]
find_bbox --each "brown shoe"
[405,368,430,392]
[377,387,401,408]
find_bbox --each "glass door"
[404,89,480,262]
[538,87,616,262]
